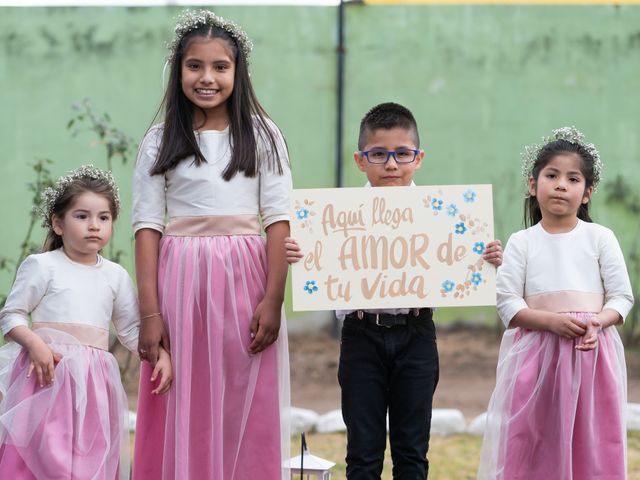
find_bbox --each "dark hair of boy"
[357,102,420,150]
[150,24,285,179]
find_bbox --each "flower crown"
[521,126,603,191]
[39,165,120,229]
[167,10,253,64]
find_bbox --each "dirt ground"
[289,326,640,419]
[120,325,640,420]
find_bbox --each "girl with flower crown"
[0,165,172,479]
[132,10,292,480]
[477,128,633,479]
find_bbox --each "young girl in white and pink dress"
[0,165,172,479]
[132,10,292,480]
[478,128,634,480]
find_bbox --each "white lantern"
[287,452,335,480]
[286,433,336,480]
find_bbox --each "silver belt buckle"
[375,313,392,328]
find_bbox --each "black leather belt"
[346,308,432,328]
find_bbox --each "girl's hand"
[150,347,173,394]
[248,298,282,354]
[483,239,503,267]
[547,313,587,339]
[138,314,171,366]
[26,337,61,387]
[576,317,602,351]
[284,237,304,265]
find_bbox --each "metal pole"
[330,0,347,340]
[300,432,307,479]
[335,0,345,188]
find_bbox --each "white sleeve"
[0,256,47,336]
[132,126,166,234]
[599,228,634,321]
[258,120,292,229]
[496,232,529,328]
[111,267,140,354]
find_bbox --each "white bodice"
[0,249,139,352]
[497,220,634,327]
[132,122,292,234]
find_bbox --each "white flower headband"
[521,126,603,191]
[167,10,253,63]
[39,165,120,228]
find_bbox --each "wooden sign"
[291,185,496,311]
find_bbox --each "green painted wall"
[1,5,638,321]
[342,5,640,239]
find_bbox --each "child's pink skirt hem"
[478,312,627,480]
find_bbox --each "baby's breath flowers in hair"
[167,9,253,63]
[521,126,603,191]
[39,165,120,228]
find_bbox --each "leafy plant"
[67,98,136,261]
[0,159,55,306]
[68,97,135,172]
[605,174,640,345]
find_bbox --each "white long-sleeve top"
[132,121,292,234]
[0,249,139,352]
[497,219,634,328]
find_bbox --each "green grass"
[292,431,640,480]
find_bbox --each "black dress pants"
[338,309,439,480]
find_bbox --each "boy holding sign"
[286,102,502,479]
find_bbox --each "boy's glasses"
[359,149,420,164]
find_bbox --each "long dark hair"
[150,24,285,180]
[524,139,596,227]
[43,178,119,252]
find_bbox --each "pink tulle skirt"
[0,329,130,479]
[478,312,627,480]
[133,234,290,480]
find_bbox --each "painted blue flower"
[454,222,467,235]
[431,198,443,211]
[471,273,483,286]
[304,280,319,294]
[446,204,458,217]
[463,189,477,203]
[473,241,486,255]
[441,280,455,293]
[296,208,310,220]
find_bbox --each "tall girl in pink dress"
[132,10,292,480]
[478,128,633,480]
[0,165,172,479]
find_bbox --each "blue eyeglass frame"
[359,149,421,164]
